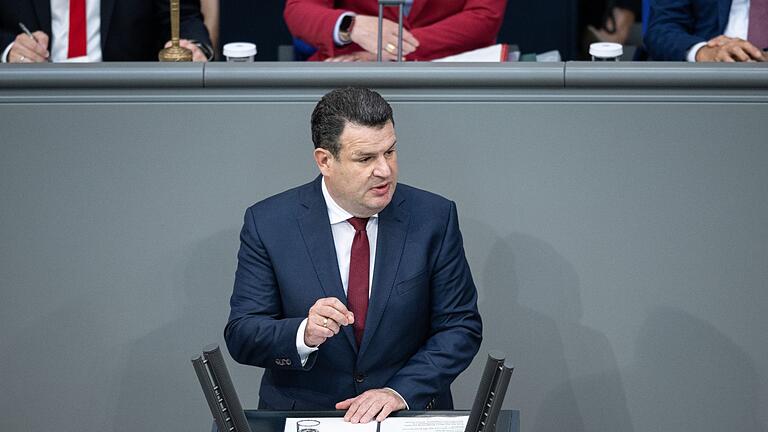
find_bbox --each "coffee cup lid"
[589,42,623,58]
[223,42,257,57]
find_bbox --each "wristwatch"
[339,14,356,44]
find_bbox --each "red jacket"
[284,0,507,61]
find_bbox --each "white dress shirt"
[295,177,378,361]
[687,0,750,61]
[2,0,102,62]
[293,177,408,409]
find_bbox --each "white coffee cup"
[589,42,623,61]
[223,42,257,62]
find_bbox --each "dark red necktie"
[68,0,87,58]
[347,217,370,347]
[749,0,768,50]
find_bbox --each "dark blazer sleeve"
[644,0,707,60]
[0,1,34,60]
[224,207,315,372]
[1,30,14,56]
[386,201,482,409]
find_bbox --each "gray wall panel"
[1,64,766,432]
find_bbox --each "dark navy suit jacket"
[225,176,482,411]
[644,0,731,60]
[0,0,210,61]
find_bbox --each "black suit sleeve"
[1,29,15,57]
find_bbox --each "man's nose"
[372,156,391,178]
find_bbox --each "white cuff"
[333,12,355,46]
[296,318,319,366]
[384,387,410,410]
[2,42,15,63]
[686,41,707,62]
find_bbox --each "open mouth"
[371,183,390,195]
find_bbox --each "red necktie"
[68,0,87,58]
[749,0,768,50]
[347,217,370,347]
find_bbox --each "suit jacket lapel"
[31,0,52,35]
[297,177,357,350]
[358,190,410,359]
[100,0,116,51]
[717,0,730,34]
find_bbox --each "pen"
[18,22,50,62]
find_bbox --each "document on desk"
[285,417,376,432]
[380,415,469,432]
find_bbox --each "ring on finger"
[385,43,397,54]
[322,317,328,328]
[19,55,26,62]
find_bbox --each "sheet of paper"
[432,44,503,62]
[284,417,377,432]
[380,415,469,432]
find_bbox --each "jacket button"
[354,373,365,383]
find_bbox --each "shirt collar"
[321,177,378,225]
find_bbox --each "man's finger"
[358,399,385,423]
[309,320,334,338]
[12,44,46,63]
[343,396,363,421]
[741,41,764,60]
[335,397,355,409]
[318,297,350,313]
[348,398,373,423]
[376,401,395,422]
[707,35,731,47]
[14,34,41,53]
[315,304,351,326]
[314,315,341,334]
[25,31,50,56]
[33,31,49,49]
[728,44,750,62]
[317,297,353,324]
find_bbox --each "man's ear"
[314,148,333,175]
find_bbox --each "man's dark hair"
[311,87,394,158]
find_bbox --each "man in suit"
[644,0,766,61]
[283,0,506,61]
[0,0,212,63]
[225,87,482,423]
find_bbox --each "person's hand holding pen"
[8,23,50,63]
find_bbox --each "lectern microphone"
[192,344,252,432]
[465,351,515,432]
[377,0,405,62]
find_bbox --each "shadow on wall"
[112,229,258,432]
[0,296,126,431]
[454,220,633,432]
[625,307,765,432]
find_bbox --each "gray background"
[1,63,766,432]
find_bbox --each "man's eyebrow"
[353,141,397,158]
